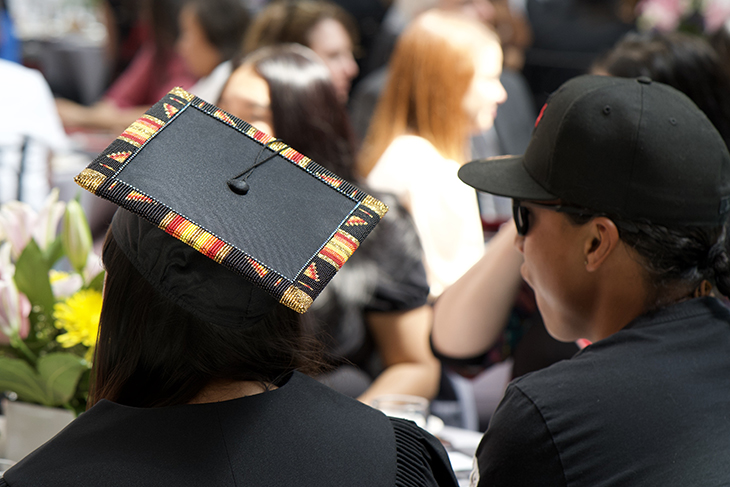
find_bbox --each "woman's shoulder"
[367,135,457,197]
[379,135,453,166]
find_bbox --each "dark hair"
[185,0,250,61]
[566,211,730,305]
[709,26,730,69]
[243,0,359,56]
[149,0,185,58]
[594,31,730,147]
[89,229,323,409]
[246,44,358,182]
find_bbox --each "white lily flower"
[32,188,66,253]
[0,249,31,344]
[0,242,15,280]
[0,201,36,260]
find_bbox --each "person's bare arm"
[358,305,441,405]
[56,99,147,133]
[431,223,524,359]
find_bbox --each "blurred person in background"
[350,0,535,170]
[218,44,440,405]
[521,0,637,111]
[593,30,730,149]
[0,58,70,209]
[358,10,507,299]
[438,0,531,71]
[101,0,144,85]
[358,10,569,429]
[55,0,196,133]
[243,0,360,104]
[179,0,250,103]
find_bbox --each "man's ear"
[584,217,620,272]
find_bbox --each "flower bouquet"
[0,190,103,415]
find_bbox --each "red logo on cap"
[535,103,547,128]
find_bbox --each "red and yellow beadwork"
[107,151,132,163]
[318,230,359,271]
[159,212,232,263]
[346,216,367,227]
[125,191,155,204]
[118,115,165,148]
[304,263,320,281]
[246,257,269,278]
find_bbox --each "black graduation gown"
[1,371,457,487]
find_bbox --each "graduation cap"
[75,87,387,319]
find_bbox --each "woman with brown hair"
[243,0,360,103]
[360,10,507,298]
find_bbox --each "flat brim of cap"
[458,155,557,201]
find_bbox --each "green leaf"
[14,239,55,324]
[86,269,105,292]
[37,353,87,406]
[0,356,51,405]
[0,354,87,407]
[42,236,65,268]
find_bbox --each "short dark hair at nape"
[565,211,730,305]
[90,229,324,409]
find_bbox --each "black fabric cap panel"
[74,88,388,315]
[117,107,354,280]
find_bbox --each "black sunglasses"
[512,200,596,236]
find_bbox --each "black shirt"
[475,297,730,486]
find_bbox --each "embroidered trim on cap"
[73,87,388,313]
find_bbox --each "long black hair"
[90,229,323,409]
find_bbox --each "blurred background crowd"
[2,0,730,435]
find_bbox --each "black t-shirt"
[2,372,457,487]
[475,297,730,486]
[310,192,429,379]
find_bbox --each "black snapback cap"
[459,75,730,226]
[75,87,387,320]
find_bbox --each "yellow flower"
[54,289,103,361]
[49,270,70,283]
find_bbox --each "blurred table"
[23,36,109,105]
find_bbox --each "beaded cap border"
[74,87,388,313]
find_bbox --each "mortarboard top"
[74,87,388,314]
